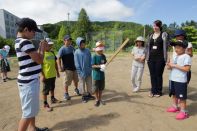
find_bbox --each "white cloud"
[0,0,134,24]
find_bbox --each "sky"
[0,0,196,26]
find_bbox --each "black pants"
[148,60,165,95]
[187,70,191,84]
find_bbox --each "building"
[0,9,20,39]
[0,9,48,40]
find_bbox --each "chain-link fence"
[88,31,123,51]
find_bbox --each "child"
[57,35,80,101]
[131,36,145,92]
[173,29,193,84]
[92,41,107,107]
[74,37,95,103]
[41,38,60,112]
[166,41,191,120]
[0,45,10,82]
[15,18,49,131]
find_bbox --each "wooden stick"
[106,38,130,66]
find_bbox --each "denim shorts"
[17,78,40,118]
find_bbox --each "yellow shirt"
[42,51,57,79]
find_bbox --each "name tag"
[153,46,157,49]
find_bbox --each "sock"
[181,109,188,113]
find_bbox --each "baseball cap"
[16,18,42,32]
[174,29,186,37]
[45,38,54,45]
[64,35,72,40]
[170,40,188,48]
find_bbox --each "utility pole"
[143,25,146,38]
[67,12,70,35]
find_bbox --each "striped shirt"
[15,37,41,84]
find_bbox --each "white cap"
[135,36,145,42]
[4,45,10,52]
[45,38,54,45]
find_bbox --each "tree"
[182,26,197,47]
[73,8,91,44]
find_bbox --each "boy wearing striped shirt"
[15,18,49,131]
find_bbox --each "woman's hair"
[154,20,163,31]
[135,41,145,47]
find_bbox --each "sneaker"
[3,79,6,82]
[35,127,49,131]
[133,87,139,92]
[64,93,71,100]
[176,111,189,120]
[87,93,95,100]
[94,100,100,107]
[82,96,88,103]
[75,88,81,96]
[44,104,53,112]
[51,97,62,104]
[100,100,106,105]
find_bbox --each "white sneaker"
[133,87,139,92]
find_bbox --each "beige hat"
[135,36,145,43]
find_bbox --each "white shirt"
[170,54,191,83]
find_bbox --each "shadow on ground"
[50,112,120,131]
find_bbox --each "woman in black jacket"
[145,20,169,97]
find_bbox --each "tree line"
[0,8,197,53]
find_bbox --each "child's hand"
[168,62,176,68]
[40,75,45,82]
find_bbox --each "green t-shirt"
[42,51,57,79]
[92,54,107,80]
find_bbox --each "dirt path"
[0,54,197,131]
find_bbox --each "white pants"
[131,65,144,89]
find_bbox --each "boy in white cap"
[40,38,60,112]
[0,45,10,82]
[92,41,107,106]
[131,36,145,92]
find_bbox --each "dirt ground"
[0,54,197,131]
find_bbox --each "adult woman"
[145,20,169,97]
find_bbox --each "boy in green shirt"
[92,41,107,107]
[41,38,60,112]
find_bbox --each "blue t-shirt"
[170,54,191,83]
[0,49,8,59]
[57,45,76,71]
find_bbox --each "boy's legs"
[85,76,95,100]
[64,70,73,100]
[73,71,80,95]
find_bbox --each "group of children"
[131,29,192,120]
[12,17,194,131]
[41,35,107,111]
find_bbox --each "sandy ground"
[0,54,197,131]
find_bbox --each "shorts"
[17,78,40,118]
[64,70,78,87]
[169,80,187,100]
[92,79,105,93]
[43,77,56,95]
[0,59,10,72]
